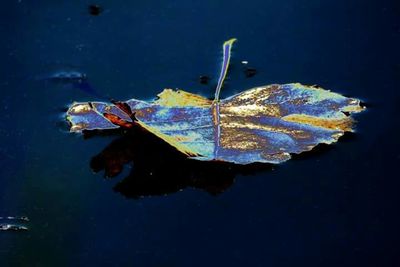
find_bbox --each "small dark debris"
[88,4,103,16]
[199,75,210,85]
[244,67,257,78]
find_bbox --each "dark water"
[1,1,399,266]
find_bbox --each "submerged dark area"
[1,0,399,266]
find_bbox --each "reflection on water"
[0,224,28,232]
[85,126,274,198]
[0,216,29,232]
[84,124,359,198]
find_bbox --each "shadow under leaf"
[85,124,356,198]
[86,126,274,198]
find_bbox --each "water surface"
[1,1,399,266]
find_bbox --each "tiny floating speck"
[88,4,103,16]
[199,75,210,85]
[244,67,257,77]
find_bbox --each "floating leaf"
[66,39,365,164]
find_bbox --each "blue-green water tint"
[1,0,399,266]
